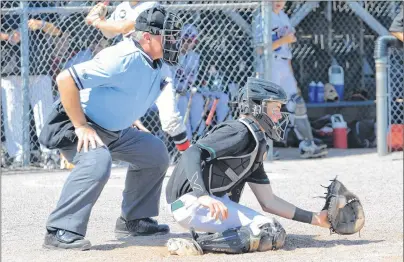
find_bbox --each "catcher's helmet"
[134,7,183,66]
[238,77,290,141]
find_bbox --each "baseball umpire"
[87,0,191,152]
[165,78,365,256]
[39,7,183,250]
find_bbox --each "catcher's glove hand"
[85,3,108,27]
[322,178,365,235]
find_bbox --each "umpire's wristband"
[176,140,190,152]
[172,131,190,152]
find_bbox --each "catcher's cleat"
[167,238,203,256]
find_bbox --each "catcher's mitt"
[85,3,108,26]
[322,178,365,235]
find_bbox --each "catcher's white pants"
[1,75,55,158]
[170,193,274,233]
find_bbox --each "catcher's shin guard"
[192,227,259,254]
[192,221,286,254]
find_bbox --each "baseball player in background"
[255,1,327,159]
[39,7,182,250]
[203,64,231,124]
[173,24,203,139]
[165,78,332,256]
[87,0,191,152]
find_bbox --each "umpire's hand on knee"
[75,124,105,153]
[198,195,228,221]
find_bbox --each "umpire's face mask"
[161,13,183,66]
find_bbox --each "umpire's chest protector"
[203,118,267,197]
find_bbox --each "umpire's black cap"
[135,7,166,35]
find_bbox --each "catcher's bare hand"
[198,195,228,221]
[315,197,346,228]
[75,124,105,153]
[85,3,108,26]
[315,210,331,228]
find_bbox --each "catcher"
[165,78,365,256]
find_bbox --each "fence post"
[261,1,273,161]
[375,56,388,156]
[374,36,401,156]
[20,1,30,166]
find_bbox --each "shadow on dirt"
[90,233,383,252]
[91,232,190,251]
[283,234,384,251]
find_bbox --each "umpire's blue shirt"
[68,39,162,131]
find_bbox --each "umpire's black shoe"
[43,229,91,251]
[115,217,170,239]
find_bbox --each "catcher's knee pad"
[194,226,260,254]
[256,220,287,252]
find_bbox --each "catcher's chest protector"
[203,118,267,200]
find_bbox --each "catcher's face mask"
[252,99,290,141]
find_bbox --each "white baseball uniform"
[255,10,297,99]
[104,1,159,39]
[103,1,187,139]
[1,75,54,160]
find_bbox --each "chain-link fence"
[1,1,402,170]
[1,1,261,169]
[387,47,404,152]
[285,1,399,123]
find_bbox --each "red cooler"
[331,114,348,149]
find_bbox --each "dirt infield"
[2,148,403,262]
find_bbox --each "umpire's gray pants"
[46,127,169,236]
